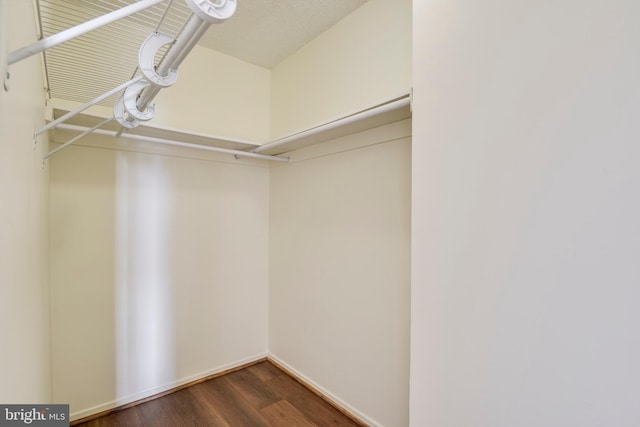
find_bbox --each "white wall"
[411,0,640,426]
[153,45,271,142]
[50,140,269,419]
[269,120,411,427]
[0,0,51,403]
[270,0,412,138]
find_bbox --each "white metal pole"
[7,0,166,65]
[44,118,113,160]
[252,97,411,153]
[54,123,290,163]
[159,18,210,74]
[37,76,144,136]
[135,14,209,111]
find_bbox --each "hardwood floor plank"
[225,368,282,409]
[260,400,317,427]
[162,388,215,426]
[81,408,143,427]
[248,361,285,382]
[192,377,271,426]
[186,385,233,427]
[265,374,362,427]
[135,395,191,427]
[72,361,365,426]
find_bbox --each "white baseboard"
[70,351,381,426]
[69,352,268,421]
[267,353,381,427]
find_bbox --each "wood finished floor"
[74,361,363,427]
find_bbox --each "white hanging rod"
[7,0,166,65]
[36,76,144,137]
[44,118,114,160]
[53,123,289,163]
[252,96,411,154]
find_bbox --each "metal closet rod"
[7,0,166,65]
[43,92,409,162]
[37,76,144,137]
[44,118,114,160]
[252,96,411,154]
[53,123,290,163]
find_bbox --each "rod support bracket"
[114,94,141,129]
[123,81,155,121]
[139,32,178,88]
[186,0,237,23]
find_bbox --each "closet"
[1,0,411,425]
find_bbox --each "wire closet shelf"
[7,0,289,163]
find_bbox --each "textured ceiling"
[198,0,369,69]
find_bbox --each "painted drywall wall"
[269,120,411,427]
[411,0,640,426]
[153,45,271,142]
[270,0,412,138]
[0,0,51,403]
[50,140,269,419]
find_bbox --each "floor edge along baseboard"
[265,356,369,427]
[69,354,370,427]
[69,355,268,426]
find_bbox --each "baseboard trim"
[266,354,377,427]
[70,352,376,427]
[69,352,268,425]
